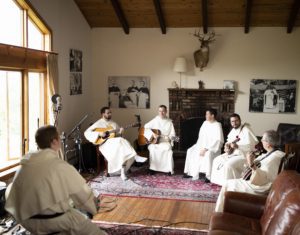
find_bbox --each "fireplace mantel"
[168,88,235,151]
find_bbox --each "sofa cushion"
[209,212,261,235]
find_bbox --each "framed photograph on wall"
[108,76,150,109]
[70,49,82,72]
[249,79,297,113]
[70,49,82,95]
[70,72,82,95]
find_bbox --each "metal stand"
[74,126,85,173]
[66,114,88,173]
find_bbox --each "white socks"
[121,166,128,181]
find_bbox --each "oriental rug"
[89,165,221,202]
[96,222,208,235]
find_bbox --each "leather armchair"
[209,170,300,235]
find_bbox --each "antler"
[193,30,215,43]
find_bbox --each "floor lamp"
[173,57,187,89]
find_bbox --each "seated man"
[184,108,224,182]
[5,125,106,235]
[85,106,138,180]
[215,130,285,212]
[211,113,258,186]
[144,105,176,175]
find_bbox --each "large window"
[0,0,51,165]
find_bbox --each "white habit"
[211,124,258,186]
[138,92,149,108]
[84,118,136,173]
[184,120,224,180]
[144,116,176,174]
[5,149,105,235]
[215,150,285,212]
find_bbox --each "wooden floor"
[93,195,215,232]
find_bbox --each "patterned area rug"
[97,222,208,235]
[89,165,221,202]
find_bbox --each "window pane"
[0,70,22,163]
[28,18,44,50]
[0,0,22,46]
[28,72,43,151]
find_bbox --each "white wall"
[91,28,300,142]
[29,0,93,134]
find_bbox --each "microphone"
[56,96,62,111]
[51,94,62,112]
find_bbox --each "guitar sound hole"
[104,131,110,138]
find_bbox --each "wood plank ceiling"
[73,0,300,34]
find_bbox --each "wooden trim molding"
[0,43,53,70]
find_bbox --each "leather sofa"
[208,170,300,235]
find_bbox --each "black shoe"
[168,172,172,176]
[149,169,155,175]
[182,173,192,178]
[199,173,206,179]
[204,177,210,183]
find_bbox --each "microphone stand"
[67,114,88,173]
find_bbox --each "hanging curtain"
[47,53,65,160]
[47,53,59,97]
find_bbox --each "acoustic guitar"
[224,137,241,155]
[138,127,180,146]
[94,122,140,145]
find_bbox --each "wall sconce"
[173,57,187,89]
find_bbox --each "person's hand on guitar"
[246,151,256,170]
[224,142,238,155]
[119,127,124,135]
[98,131,108,138]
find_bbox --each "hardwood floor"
[93,195,215,232]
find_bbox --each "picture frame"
[249,79,297,113]
[223,80,235,90]
[69,49,83,95]
[108,76,150,109]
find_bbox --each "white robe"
[184,120,224,179]
[144,116,176,173]
[5,149,105,235]
[84,118,136,173]
[215,149,285,212]
[138,92,149,108]
[211,124,258,186]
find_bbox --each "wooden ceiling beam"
[244,0,253,33]
[287,0,300,33]
[202,0,208,34]
[110,0,129,34]
[153,0,166,34]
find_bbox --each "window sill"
[0,160,20,182]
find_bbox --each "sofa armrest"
[223,191,267,219]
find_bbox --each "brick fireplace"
[168,88,235,152]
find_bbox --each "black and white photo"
[70,72,82,95]
[70,49,82,72]
[108,76,150,109]
[249,79,297,113]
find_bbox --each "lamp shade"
[173,57,187,73]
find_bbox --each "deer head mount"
[193,31,215,71]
